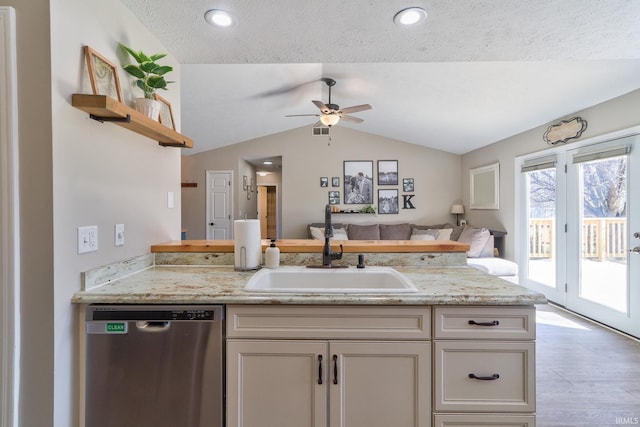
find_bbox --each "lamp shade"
[450,204,464,214]
[320,114,340,127]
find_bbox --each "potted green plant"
[120,43,173,120]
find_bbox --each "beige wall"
[461,89,640,260]
[182,126,462,239]
[1,0,182,425]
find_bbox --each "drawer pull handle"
[468,320,499,326]
[318,355,323,385]
[333,355,338,385]
[469,373,500,381]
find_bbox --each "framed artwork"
[378,189,399,214]
[343,161,374,204]
[243,175,248,190]
[403,178,414,192]
[332,177,340,187]
[153,93,175,130]
[377,160,398,185]
[84,46,123,102]
[320,177,329,187]
[470,162,500,209]
[250,177,256,192]
[328,191,340,205]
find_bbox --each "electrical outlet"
[78,226,98,254]
[115,224,125,246]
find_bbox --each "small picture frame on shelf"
[378,160,398,185]
[328,191,340,205]
[320,177,329,187]
[378,189,399,214]
[403,178,414,192]
[332,177,340,187]
[83,46,123,102]
[153,93,175,130]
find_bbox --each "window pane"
[526,168,556,287]
[578,156,628,313]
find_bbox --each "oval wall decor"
[543,117,588,145]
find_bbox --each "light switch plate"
[167,191,174,208]
[114,224,125,246]
[78,226,98,254]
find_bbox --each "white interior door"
[565,137,640,337]
[206,171,232,239]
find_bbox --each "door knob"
[209,222,215,226]
[634,232,640,239]
[631,247,640,254]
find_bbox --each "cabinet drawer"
[434,306,535,340]
[434,341,535,412]
[227,305,430,339]
[434,413,535,426]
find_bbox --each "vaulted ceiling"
[121,0,640,155]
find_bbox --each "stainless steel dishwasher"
[84,305,224,427]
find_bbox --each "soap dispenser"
[264,239,280,269]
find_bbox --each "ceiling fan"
[285,78,372,127]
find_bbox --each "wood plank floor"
[536,303,640,426]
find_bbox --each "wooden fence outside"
[529,218,627,260]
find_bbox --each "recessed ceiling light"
[204,9,236,27]
[393,7,427,26]
[263,161,273,165]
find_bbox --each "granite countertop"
[71,265,546,306]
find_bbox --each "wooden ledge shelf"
[72,94,193,148]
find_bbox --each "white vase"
[134,98,162,121]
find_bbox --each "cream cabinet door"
[329,341,431,427]
[227,339,328,427]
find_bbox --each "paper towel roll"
[234,220,262,270]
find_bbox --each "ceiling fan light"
[394,7,427,26]
[205,9,236,27]
[320,114,340,127]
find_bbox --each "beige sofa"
[307,222,518,283]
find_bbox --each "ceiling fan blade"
[340,114,364,124]
[253,78,323,98]
[339,104,372,114]
[285,113,321,117]
[312,100,331,114]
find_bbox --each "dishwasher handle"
[136,321,171,331]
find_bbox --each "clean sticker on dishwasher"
[86,322,128,334]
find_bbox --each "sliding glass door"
[519,135,640,337]
[565,138,639,336]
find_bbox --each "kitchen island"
[73,240,545,427]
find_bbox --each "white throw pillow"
[436,228,453,240]
[457,227,491,258]
[410,228,438,241]
[310,226,348,240]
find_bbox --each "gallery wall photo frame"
[343,160,374,204]
[320,177,329,187]
[83,45,123,102]
[153,93,176,130]
[378,189,399,214]
[469,162,500,209]
[377,160,398,185]
[332,177,340,187]
[328,191,340,205]
[403,178,414,193]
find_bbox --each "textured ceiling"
[120,0,640,155]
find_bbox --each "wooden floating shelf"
[181,182,197,188]
[72,94,193,148]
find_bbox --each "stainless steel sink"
[244,266,418,293]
